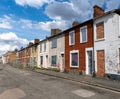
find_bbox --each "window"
[70,50,79,67]
[44,42,46,51]
[32,47,35,53]
[52,38,57,48]
[96,22,104,40]
[51,56,57,66]
[40,56,43,65]
[69,31,75,45]
[80,26,87,43]
[40,44,42,53]
[119,48,120,68]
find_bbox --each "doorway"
[86,48,93,75]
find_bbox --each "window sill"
[69,44,75,46]
[80,41,87,44]
[51,47,57,49]
[70,66,79,68]
[95,38,105,42]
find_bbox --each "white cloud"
[45,0,92,22]
[106,0,120,11]
[0,32,29,56]
[15,0,54,8]
[35,20,68,31]
[19,18,68,31]
[45,0,120,23]
[0,15,13,29]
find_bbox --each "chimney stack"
[72,21,80,27]
[93,5,104,18]
[34,39,39,44]
[51,28,61,36]
[28,42,33,46]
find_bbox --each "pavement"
[33,68,120,92]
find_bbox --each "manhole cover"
[72,89,95,97]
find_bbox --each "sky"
[0,0,120,56]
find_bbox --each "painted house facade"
[65,20,93,75]
[38,38,49,68]
[93,6,120,79]
[48,33,65,71]
[30,39,39,68]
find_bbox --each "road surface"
[0,64,120,99]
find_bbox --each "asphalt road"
[0,64,120,99]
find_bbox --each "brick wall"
[97,50,105,77]
[96,22,104,39]
[65,20,93,72]
[93,5,104,18]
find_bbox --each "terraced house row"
[2,5,120,80]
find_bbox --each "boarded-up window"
[96,22,104,39]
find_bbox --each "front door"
[86,50,93,75]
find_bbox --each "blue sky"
[0,0,120,56]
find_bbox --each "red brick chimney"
[72,21,80,27]
[34,39,39,44]
[93,5,104,18]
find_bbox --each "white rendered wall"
[38,40,49,68]
[48,34,65,71]
[94,13,120,75]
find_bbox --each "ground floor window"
[70,50,79,67]
[40,56,43,65]
[51,56,57,66]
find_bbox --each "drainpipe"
[92,20,96,77]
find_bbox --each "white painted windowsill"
[95,38,105,42]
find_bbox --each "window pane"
[71,53,78,66]
[40,56,43,65]
[52,56,57,66]
[69,31,74,45]
[44,42,46,51]
[40,44,42,53]
[81,27,87,43]
[52,39,57,48]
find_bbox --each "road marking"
[0,88,26,99]
[72,89,95,97]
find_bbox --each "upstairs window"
[52,38,57,48]
[69,31,75,45]
[96,22,104,40]
[80,26,87,43]
[44,42,46,51]
[40,44,42,53]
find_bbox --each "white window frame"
[69,30,75,45]
[80,26,87,43]
[70,50,79,68]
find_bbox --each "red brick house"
[64,19,93,75]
